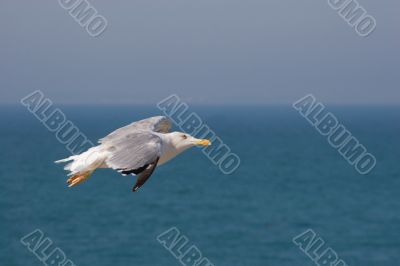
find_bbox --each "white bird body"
[55,116,210,191]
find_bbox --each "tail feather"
[55,146,107,188]
[55,155,77,164]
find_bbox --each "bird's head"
[168,131,211,150]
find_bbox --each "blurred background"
[0,0,399,265]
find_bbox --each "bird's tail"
[55,146,107,187]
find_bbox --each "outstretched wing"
[104,132,162,191]
[99,116,171,144]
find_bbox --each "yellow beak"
[196,139,211,146]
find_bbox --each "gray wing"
[99,116,171,144]
[104,132,162,191]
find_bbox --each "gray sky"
[1,0,399,104]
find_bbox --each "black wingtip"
[132,186,139,192]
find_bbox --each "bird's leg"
[66,171,91,187]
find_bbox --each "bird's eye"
[181,134,187,139]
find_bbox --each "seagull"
[55,116,211,192]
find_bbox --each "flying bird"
[55,116,211,192]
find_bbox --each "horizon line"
[1,101,400,107]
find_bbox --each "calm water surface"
[0,105,399,266]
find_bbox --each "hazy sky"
[1,0,399,104]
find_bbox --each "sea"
[0,104,399,266]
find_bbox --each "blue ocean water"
[0,105,399,266]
